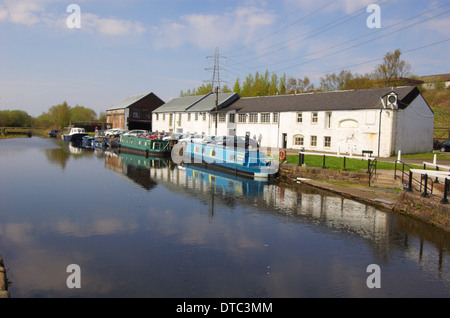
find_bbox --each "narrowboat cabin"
[119,135,171,157]
[182,138,278,180]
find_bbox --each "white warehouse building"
[153,86,434,158]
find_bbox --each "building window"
[218,113,226,123]
[261,113,270,123]
[143,111,150,119]
[324,136,331,148]
[310,136,317,147]
[169,114,173,126]
[311,112,318,123]
[325,112,332,129]
[177,113,182,126]
[155,114,159,121]
[132,109,140,119]
[296,112,303,123]
[195,113,199,121]
[273,113,279,123]
[229,113,235,123]
[238,114,247,123]
[162,114,166,121]
[187,113,191,121]
[249,113,258,123]
[203,113,206,121]
[294,135,304,146]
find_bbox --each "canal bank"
[0,255,9,298]
[278,162,450,233]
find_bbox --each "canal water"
[0,137,449,298]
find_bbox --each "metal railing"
[393,159,450,203]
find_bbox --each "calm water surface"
[0,137,449,298]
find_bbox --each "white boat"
[62,127,88,142]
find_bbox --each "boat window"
[210,150,216,157]
[229,154,236,161]
[130,139,134,144]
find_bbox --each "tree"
[374,49,411,87]
[233,78,241,95]
[49,101,71,130]
[278,74,287,95]
[297,76,315,93]
[70,105,96,122]
[320,70,353,91]
[0,110,33,127]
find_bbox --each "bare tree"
[374,49,411,87]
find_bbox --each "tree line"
[180,49,416,97]
[0,102,103,129]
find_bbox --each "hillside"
[421,89,450,140]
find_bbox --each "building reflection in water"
[105,152,449,276]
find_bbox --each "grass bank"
[285,154,423,172]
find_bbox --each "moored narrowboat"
[182,140,278,179]
[119,135,171,157]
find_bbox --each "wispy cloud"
[81,13,146,36]
[151,5,277,50]
[0,0,146,36]
[0,0,44,25]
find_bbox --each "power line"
[271,8,450,73]
[228,0,387,63]
[305,38,450,78]
[255,2,450,71]
[223,0,338,57]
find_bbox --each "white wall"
[392,95,434,155]
[152,94,433,157]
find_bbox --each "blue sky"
[0,0,449,117]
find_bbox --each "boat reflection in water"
[104,152,448,277]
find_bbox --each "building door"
[282,133,287,149]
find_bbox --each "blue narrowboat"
[182,140,278,179]
[185,165,267,197]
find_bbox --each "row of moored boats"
[56,127,279,180]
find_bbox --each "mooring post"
[322,155,326,169]
[298,151,304,166]
[421,174,429,197]
[343,156,346,171]
[441,178,449,204]
[408,171,413,192]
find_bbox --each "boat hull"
[63,133,88,142]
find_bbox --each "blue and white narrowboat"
[182,139,278,179]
